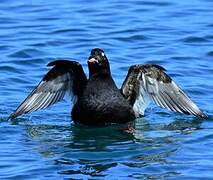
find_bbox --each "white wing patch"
[133,81,151,117]
[138,75,207,118]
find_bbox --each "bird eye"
[101,52,105,57]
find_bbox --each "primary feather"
[10,60,87,119]
[121,64,208,119]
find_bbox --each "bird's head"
[88,48,111,77]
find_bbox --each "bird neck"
[89,69,111,79]
[89,67,111,78]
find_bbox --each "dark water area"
[0,0,213,179]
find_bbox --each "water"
[0,0,213,179]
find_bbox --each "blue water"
[0,0,213,179]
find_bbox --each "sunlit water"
[0,0,213,179]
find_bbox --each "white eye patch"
[101,52,105,57]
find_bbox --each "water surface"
[0,0,213,179]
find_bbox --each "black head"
[88,48,111,77]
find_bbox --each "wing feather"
[121,64,207,119]
[10,60,87,119]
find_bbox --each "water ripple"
[182,36,210,43]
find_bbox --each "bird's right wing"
[121,64,207,119]
[10,60,87,119]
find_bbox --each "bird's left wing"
[10,60,87,119]
[121,64,207,119]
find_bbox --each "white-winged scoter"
[10,48,208,125]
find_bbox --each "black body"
[72,72,135,125]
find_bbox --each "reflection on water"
[21,116,203,179]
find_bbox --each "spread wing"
[121,64,208,119]
[10,60,87,119]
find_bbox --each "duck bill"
[88,57,98,64]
